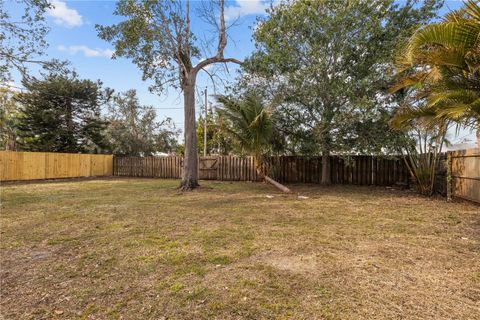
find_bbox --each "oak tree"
[245,0,442,184]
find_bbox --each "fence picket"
[109,155,413,187]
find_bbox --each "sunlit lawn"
[0,178,478,319]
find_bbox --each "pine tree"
[16,68,110,153]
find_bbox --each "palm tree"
[392,0,480,146]
[217,93,290,192]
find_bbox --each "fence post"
[446,151,452,202]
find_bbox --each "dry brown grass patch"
[0,179,479,319]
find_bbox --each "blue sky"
[5,0,474,144]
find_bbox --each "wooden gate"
[198,156,218,180]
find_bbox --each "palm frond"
[465,0,480,23]
[217,93,273,158]
[392,0,480,130]
[428,89,479,107]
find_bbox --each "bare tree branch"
[193,0,242,74]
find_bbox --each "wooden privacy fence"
[264,156,408,185]
[448,149,480,203]
[114,156,182,179]
[0,151,113,181]
[113,155,409,186]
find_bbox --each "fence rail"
[113,155,410,186]
[0,151,113,181]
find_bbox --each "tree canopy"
[217,93,273,160]
[105,89,179,156]
[196,107,233,156]
[240,0,443,183]
[15,67,111,153]
[0,0,51,81]
[0,88,20,150]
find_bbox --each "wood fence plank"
[0,151,112,181]
[11,153,413,190]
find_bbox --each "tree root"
[178,179,200,191]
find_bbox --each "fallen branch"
[264,175,291,193]
[255,160,291,193]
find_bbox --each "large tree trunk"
[320,128,332,185]
[319,106,333,185]
[321,151,331,185]
[180,80,199,190]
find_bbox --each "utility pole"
[203,87,207,157]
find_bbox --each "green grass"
[1,178,479,319]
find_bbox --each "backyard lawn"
[0,178,479,319]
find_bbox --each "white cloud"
[0,81,22,93]
[47,0,83,27]
[58,45,114,58]
[225,0,269,21]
